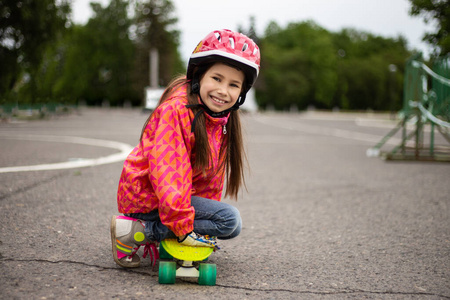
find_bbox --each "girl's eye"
[212,76,220,82]
[231,83,240,88]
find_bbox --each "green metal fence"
[368,53,450,161]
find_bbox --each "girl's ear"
[191,63,212,94]
[192,77,200,94]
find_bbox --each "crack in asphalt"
[2,257,449,298]
[1,257,114,270]
[0,171,68,201]
[214,283,450,298]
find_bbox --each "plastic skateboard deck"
[158,239,216,285]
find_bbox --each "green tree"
[408,0,450,57]
[132,0,184,97]
[83,0,137,106]
[41,0,138,106]
[331,29,410,110]
[258,21,337,110]
[256,22,410,111]
[0,0,70,104]
[36,0,183,107]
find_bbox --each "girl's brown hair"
[140,74,246,200]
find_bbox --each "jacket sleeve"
[142,102,194,236]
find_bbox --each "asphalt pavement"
[0,108,449,299]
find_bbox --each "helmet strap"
[186,102,239,133]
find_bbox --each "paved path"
[1,108,449,299]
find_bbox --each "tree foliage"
[258,21,337,110]
[49,0,138,106]
[0,0,70,103]
[0,0,183,107]
[256,21,410,111]
[332,29,409,111]
[0,1,418,111]
[131,0,184,96]
[408,0,450,57]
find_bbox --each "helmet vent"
[229,38,235,49]
[187,29,260,86]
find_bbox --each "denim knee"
[219,205,242,239]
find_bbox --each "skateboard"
[158,239,216,285]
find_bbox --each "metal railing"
[368,53,450,161]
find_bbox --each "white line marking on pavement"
[253,115,400,145]
[0,135,133,173]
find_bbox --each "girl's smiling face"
[199,63,245,113]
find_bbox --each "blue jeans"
[126,196,242,242]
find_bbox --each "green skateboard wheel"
[198,263,216,286]
[158,261,176,284]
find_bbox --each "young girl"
[110,29,260,268]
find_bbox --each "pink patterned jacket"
[117,84,229,236]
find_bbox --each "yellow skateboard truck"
[158,239,216,285]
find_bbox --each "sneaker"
[177,232,220,250]
[110,215,153,268]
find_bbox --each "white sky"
[72,0,434,63]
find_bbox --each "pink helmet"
[187,29,260,94]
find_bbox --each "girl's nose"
[217,85,227,95]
